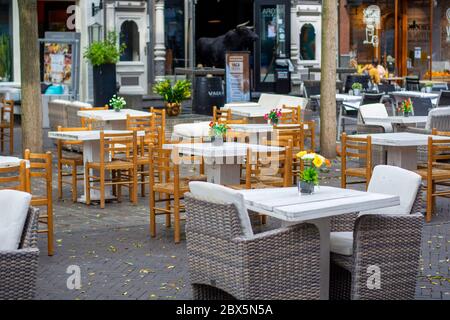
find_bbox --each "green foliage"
[352,82,363,90]
[299,167,319,185]
[109,95,126,110]
[84,32,126,66]
[209,122,229,136]
[153,79,192,104]
[0,34,11,80]
[425,82,433,88]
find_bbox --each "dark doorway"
[37,0,75,38]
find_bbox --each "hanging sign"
[363,5,380,48]
[225,51,251,103]
[446,8,450,43]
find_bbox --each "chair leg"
[432,183,436,215]
[85,166,91,205]
[132,168,138,204]
[150,191,156,237]
[426,182,433,223]
[261,215,268,225]
[164,193,171,228]
[71,164,77,203]
[47,203,54,256]
[174,196,181,244]
[57,161,63,200]
[112,170,117,197]
[140,165,145,197]
[9,128,13,155]
[100,168,105,209]
[0,128,4,152]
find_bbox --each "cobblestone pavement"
[5,121,450,300]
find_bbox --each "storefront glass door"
[255,0,290,92]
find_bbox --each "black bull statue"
[197,23,259,68]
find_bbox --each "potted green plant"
[424,82,433,93]
[153,79,192,116]
[296,151,331,194]
[209,122,229,146]
[84,32,125,108]
[108,95,126,112]
[352,82,363,96]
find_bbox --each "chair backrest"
[276,96,308,110]
[425,107,450,131]
[366,165,422,215]
[341,133,372,184]
[377,83,396,94]
[437,90,450,107]
[100,131,137,165]
[148,146,180,187]
[212,106,231,123]
[279,105,301,124]
[273,124,304,150]
[359,103,389,121]
[303,81,321,97]
[410,96,433,116]
[345,74,370,93]
[1,99,14,126]
[0,160,27,191]
[23,150,52,204]
[57,125,91,147]
[361,93,384,106]
[189,181,253,238]
[405,76,420,91]
[258,93,281,108]
[149,107,166,143]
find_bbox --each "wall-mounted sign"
[414,47,422,59]
[43,43,73,85]
[446,8,450,43]
[225,51,251,103]
[363,5,380,48]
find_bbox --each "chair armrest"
[351,213,423,300]
[403,127,431,134]
[356,123,386,134]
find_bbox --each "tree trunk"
[18,0,43,153]
[320,0,338,159]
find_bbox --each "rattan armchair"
[184,193,321,300]
[0,207,40,300]
[329,165,424,300]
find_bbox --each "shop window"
[300,23,316,61]
[120,21,140,62]
[0,2,11,81]
[165,0,185,74]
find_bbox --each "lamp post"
[88,22,103,44]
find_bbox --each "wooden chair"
[150,107,166,146]
[80,106,108,128]
[341,133,372,190]
[225,118,248,125]
[0,99,14,154]
[85,131,138,209]
[213,106,232,123]
[0,160,26,191]
[57,125,91,202]
[149,146,190,243]
[415,136,450,222]
[23,150,54,256]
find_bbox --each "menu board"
[43,42,73,85]
[225,52,251,103]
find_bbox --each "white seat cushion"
[173,122,210,138]
[258,93,282,109]
[359,103,388,119]
[330,232,354,256]
[276,95,308,109]
[365,165,422,215]
[189,181,253,238]
[0,190,32,251]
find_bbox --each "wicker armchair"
[184,193,321,300]
[329,166,424,300]
[0,207,40,300]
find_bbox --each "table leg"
[205,162,241,185]
[281,217,331,300]
[386,146,418,170]
[79,140,115,203]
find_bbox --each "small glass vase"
[114,107,121,112]
[298,181,315,195]
[403,111,411,117]
[212,135,224,146]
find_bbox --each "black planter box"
[93,63,117,108]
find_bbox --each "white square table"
[237,186,400,300]
[363,116,428,126]
[48,130,145,203]
[77,109,152,130]
[350,132,449,170]
[221,105,292,124]
[163,142,283,185]
[391,91,439,106]
[0,156,30,169]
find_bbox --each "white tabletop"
[0,156,30,169]
[48,130,145,141]
[77,109,152,121]
[391,91,440,99]
[350,132,449,147]
[222,106,292,118]
[364,116,428,125]
[163,142,283,157]
[238,186,399,222]
[229,124,274,133]
[224,102,260,108]
[311,94,362,102]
